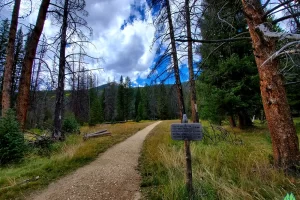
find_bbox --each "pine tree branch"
[176,37,251,43]
[264,0,294,17]
[272,12,300,24]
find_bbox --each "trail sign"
[171,123,203,141]
[171,114,202,198]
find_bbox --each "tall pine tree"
[116,76,125,121]
[197,0,260,127]
[89,87,101,125]
[11,28,24,107]
[0,19,10,92]
[124,76,133,120]
[135,87,141,120]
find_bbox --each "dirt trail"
[28,121,161,200]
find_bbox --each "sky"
[1,0,169,87]
[0,0,288,88]
[80,0,157,86]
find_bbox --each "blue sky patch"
[120,0,146,30]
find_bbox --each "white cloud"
[84,0,156,85]
[2,0,156,87]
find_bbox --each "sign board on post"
[171,123,203,141]
[170,114,203,198]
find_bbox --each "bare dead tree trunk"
[33,44,46,100]
[16,0,50,129]
[185,0,199,123]
[166,0,186,119]
[31,61,40,101]
[242,0,300,170]
[2,0,21,115]
[30,42,47,127]
[70,54,76,116]
[53,0,69,140]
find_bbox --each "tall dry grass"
[140,120,300,200]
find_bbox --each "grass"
[139,120,300,200]
[0,121,153,200]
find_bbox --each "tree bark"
[53,0,69,140]
[166,0,186,120]
[241,0,300,170]
[16,0,50,129]
[2,0,21,116]
[185,0,199,123]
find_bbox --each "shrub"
[33,135,54,156]
[135,115,141,122]
[62,114,80,133]
[0,110,26,165]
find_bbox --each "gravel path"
[28,121,161,200]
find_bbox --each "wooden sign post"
[171,114,203,199]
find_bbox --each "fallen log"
[104,121,126,124]
[93,129,107,134]
[83,130,111,141]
